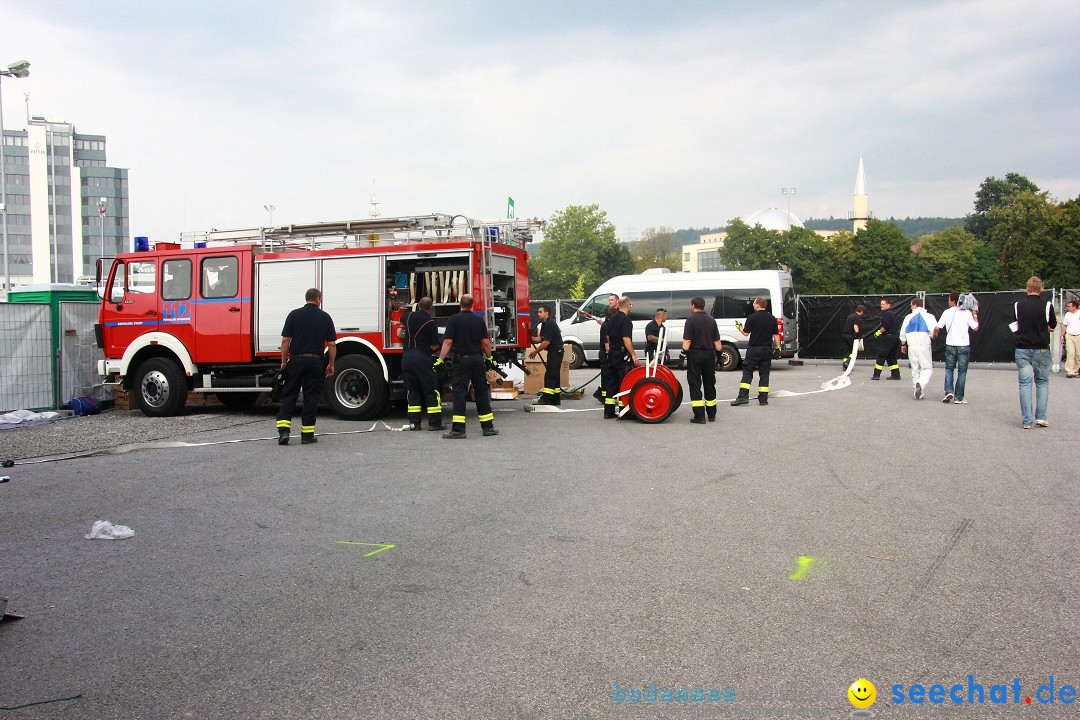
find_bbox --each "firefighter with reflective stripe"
[872,296,901,380]
[899,298,937,400]
[529,304,563,406]
[402,296,445,430]
[602,296,641,419]
[276,288,337,445]
[682,295,723,424]
[436,294,498,439]
[595,305,618,407]
[731,296,779,406]
[841,304,866,369]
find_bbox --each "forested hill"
[802,216,963,237]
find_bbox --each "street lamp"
[97,197,107,262]
[781,187,797,230]
[263,204,275,226]
[1,59,31,293]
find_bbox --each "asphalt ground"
[1,360,1077,719]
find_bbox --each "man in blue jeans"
[933,293,979,403]
[1013,276,1057,429]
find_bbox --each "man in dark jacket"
[1014,276,1057,429]
[871,297,901,380]
[276,288,337,445]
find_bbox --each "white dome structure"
[743,207,803,231]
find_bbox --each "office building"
[1,116,129,287]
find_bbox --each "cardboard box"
[524,346,570,397]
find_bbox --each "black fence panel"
[799,290,1056,363]
[797,294,916,359]
[530,299,584,327]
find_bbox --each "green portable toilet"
[7,283,100,410]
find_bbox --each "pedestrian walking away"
[437,294,498,439]
[1062,298,1080,377]
[529,304,564,406]
[645,308,668,365]
[900,298,937,400]
[276,288,337,445]
[602,296,641,418]
[1013,277,1057,429]
[401,296,445,431]
[933,292,979,403]
[841,305,866,370]
[731,297,779,406]
[682,296,723,423]
[871,297,901,380]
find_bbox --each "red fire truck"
[95,214,540,418]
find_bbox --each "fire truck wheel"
[326,355,389,420]
[134,357,188,417]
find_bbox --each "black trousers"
[874,335,900,377]
[402,349,441,426]
[841,334,856,366]
[738,346,772,400]
[686,348,717,418]
[450,354,494,432]
[542,348,563,401]
[276,356,324,430]
[603,352,630,416]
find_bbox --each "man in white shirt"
[900,298,937,400]
[1063,298,1080,377]
[932,293,979,404]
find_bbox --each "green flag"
[507,197,515,219]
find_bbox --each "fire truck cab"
[96,214,539,419]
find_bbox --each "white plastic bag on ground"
[85,520,134,540]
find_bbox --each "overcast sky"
[5,0,1079,243]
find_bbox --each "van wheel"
[134,357,188,417]
[717,343,740,372]
[566,343,585,370]
[326,355,389,420]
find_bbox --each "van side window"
[202,256,238,299]
[163,259,192,300]
[782,286,796,319]
[579,295,610,322]
[711,288,769,318]
[626,291,669,321]
[668,291,712,320]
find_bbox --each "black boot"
[277,429,290,446]
[301,433,317,444]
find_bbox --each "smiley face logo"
[848,679,876,709]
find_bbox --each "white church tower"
[852,156,869,233]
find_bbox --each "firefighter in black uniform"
[595,305,618,406]
[841,304,866,369]
[436,294,498,439]
[402,296,445,430]
[276,288,337,445]
[529,304,563,406]
[731,296,779,406]
[871,297,901,380]
[682,296,723,423]
[602,296,641,419]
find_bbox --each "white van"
[558,270,797,371]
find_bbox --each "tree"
[719,218,785,270]
[915,225,978,293]
[965,173,1041,243]
[986,189,1057,287]
[631,226,682,273]
[1053,197,1080,288]
[528,204,634,298]
[847,219,917,294]
[779,226,846,294]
